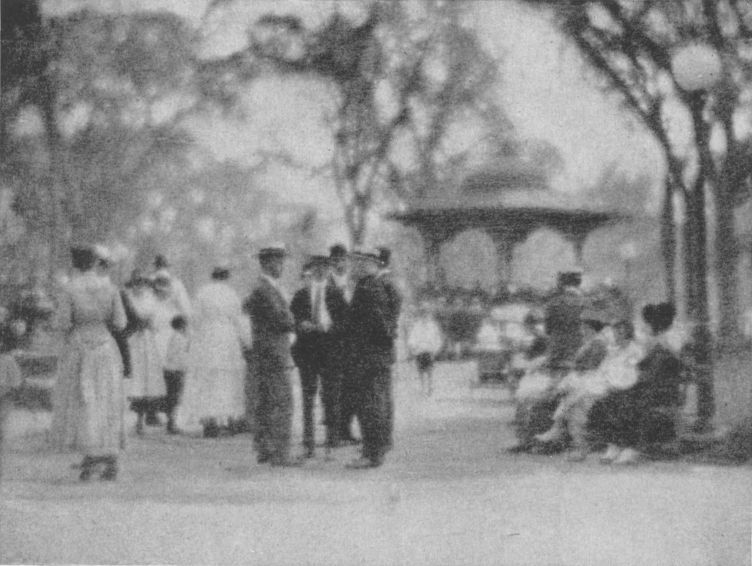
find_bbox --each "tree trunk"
[660,177,677,304]
[713,173,742,350]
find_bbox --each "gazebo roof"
[391,188,622,238]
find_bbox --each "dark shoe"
[506,442,533,454]
[100,457,118,481]
[203,419,220,438]
[345,457,381,469]
[79,456,95,481]
[270,457,304,468]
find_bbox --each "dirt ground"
[1,361,750,565]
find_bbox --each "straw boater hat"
[350,247,382,262]
[257,243,288,259]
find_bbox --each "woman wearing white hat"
[178,264,250,437]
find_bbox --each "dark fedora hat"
[258,243,288,259]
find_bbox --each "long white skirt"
[50,332,125,455]
[126,329,165,400]
[177,320,246,431]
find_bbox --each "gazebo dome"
[461,161,548,194]
[390,164,624,286]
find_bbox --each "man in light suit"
[290,255,348,457]
[244,245,300,467]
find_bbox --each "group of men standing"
[245,243,401,469]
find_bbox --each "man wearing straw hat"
[244,244,301,467]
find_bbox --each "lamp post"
[670,41,722,433]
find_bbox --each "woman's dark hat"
[70,244,98,269]
[642,302,676,333]
[557,269,583,287]
[329,244,348,259]
[154,254,169,269]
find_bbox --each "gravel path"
[2,362,750,565]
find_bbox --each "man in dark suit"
[376,247,402,450]
[544,270,586,372]
[290,255,348,457]
[244,245,300,467]
[509,269,586,453]
[328,244,360,444]
[345,249,395,469]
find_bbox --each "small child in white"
[0,341,22,481]
[407,304,444,396]
[163,315,189,434]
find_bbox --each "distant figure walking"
[0,339,22,482]
[179,266,249,437]
[50,246,127,481]
[407,304,443,396]
[245,245,300,467]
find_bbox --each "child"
[407,304,443,396]
[163,315,189,434]
[0,336,22,481]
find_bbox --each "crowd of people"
[40,241,402,480]
[0,240,712,482]
[508,269,698,464]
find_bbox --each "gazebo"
[390,167,623,286]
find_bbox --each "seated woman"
[535,318,642,460]
[511,310,609,453]
[588,302,684,465]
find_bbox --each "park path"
[1,361,750,565]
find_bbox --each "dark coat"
[244,277,295,367]
[573,335,609,372]
[633,343,684,409]
[347,274,393,366]
[289,283,347,366]
[378,271,402,340]
[544,289,585,369]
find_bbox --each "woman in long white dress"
[123,272,165,434]
[50,246,126,481]
[178,266,250,437]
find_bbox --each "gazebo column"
[417,225,451,289]
[488,230,519,285]
[561,231,587,267]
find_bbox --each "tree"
[238,1,510,246]
[1,3,240,274]
[520,0,752,351]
